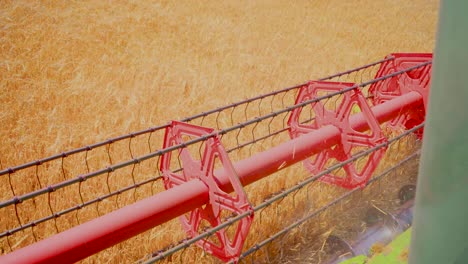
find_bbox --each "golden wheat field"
[1,0,437,263]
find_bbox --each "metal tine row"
[0,59,425,257]
[85,58,424,259]
[0,58,408,259]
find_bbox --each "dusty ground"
[0,0,438,263]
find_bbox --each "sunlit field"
[1,0,437,263]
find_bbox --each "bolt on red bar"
[0,90,424,264]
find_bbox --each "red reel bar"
[0,54,431,264]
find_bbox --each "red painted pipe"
[0,91,423,264]
[0,181,210,264]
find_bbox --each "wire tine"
[353,70,360,83]
[248,123,259,157]
[178,246,188,264]
[267,115,275,136]
[35,163,42,189]
[215,110,222,130]
[249,252,255,264]
[148,131,153,153]
[282,111,289,129]
[14,203,22,230]
[265,244,272,263]
[106,170,112,195]
[235,126,242,148]
[78,178,85,205]
[279,232,287,261]
[321,96,330,117]
[96,197,102,217]
[6,235,12,252]
[47,191,59,233]
[155,156,164,195]
[359,65,367,84]
[309,101,315,123]
[269,126,280,147]
[200,112,206,126]
[132,163,138,203]
[76,176,85,225]
[367,64,375,81]
[129,136,135,159]
[177,148,183,172]
[61,154,67,181]
[107,142,113,165]
[281,90,288,109]
[230,106,237,127]
[75,206,81,225]
[85,148,91,173]
[8,171,16,196]
[257,98,263,117]
[270,94,276,113]
[152,156,162,196]
[291,189,300,210]
[251,120,259,143]
[306,184,313,212]
[31,225,37,242]
[334,93,342,113]
[275,196,286,218]
[244,101,250,123]
[339,191,345,212]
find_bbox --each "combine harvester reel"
[0,53,432,263]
